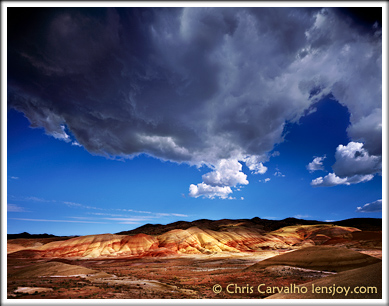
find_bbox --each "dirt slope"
[36,233,159,258]
[266,261,382,299]
[245,246,381,272]
[10,261,109,278]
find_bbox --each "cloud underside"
[8,8,382,198]
[356,199,382,213]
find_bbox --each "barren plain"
[7,217,382,299]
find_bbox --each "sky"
[4,5,384,236]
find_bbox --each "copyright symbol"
[213,284,222,294]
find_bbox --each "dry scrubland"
[7,219,382,299]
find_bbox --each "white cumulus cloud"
[202,159,248,187]
[189,183,233,199]
[311,142,381,187]
[244,155,268,174]
[332,142,381,178]
[307,155,326,172]
[311,173,374,187]
[189,159,248,199]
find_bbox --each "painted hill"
[245,245,381,272]
[10,261,110,278]
[29,233,158,258]
[7,236,75,254]
[8,223,365,259]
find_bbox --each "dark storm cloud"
[8,7,382,196]
[335,7,382,30]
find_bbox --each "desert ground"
[7,217,382,299]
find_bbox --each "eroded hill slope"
[8,223,368,259]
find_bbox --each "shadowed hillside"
[245,245,381,272]
[265,261,382,299]
[116,217,381,236]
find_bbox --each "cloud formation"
[244,155,268,174]
[356,199,382,213]
[307,156,326,172]
[311,172,374,187]
[202,159,248,187]
[332,142,381,178]
[311,142,381,187]
[189,183,233,199]
[259,178,271,183]
[8,7,382,198]
[189,159,248,199]
[274,170,285,177]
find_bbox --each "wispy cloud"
[71,141,82,147]
[263,216,278,220]
[8,195,54,203]
[87,212,128,217]
[294,214,311,219]
[10,218,107,224]
[104,217,150,222]
[274,168,285,177]
[63,201,83,207]
[103,212,189,224]
[117,222,142,225]
[103,217,149,224]
[170,213,188,217]
[26,196,52,202]
[64,201,104,210]
[68,216,98,220]
[114,208,152,214]
[7,204,28,212]
[9,195,189,221]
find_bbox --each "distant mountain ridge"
[116,217,382,236]
[7,232,78,240]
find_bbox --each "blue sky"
[5,6,383,236]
